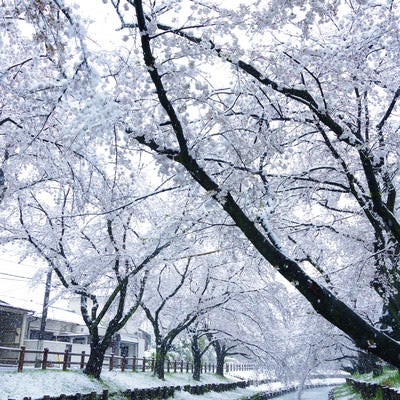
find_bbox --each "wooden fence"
[0,346,254,374]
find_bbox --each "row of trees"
[1,0,400,381]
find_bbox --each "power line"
[0,272,32,280]
[0,277,30,282]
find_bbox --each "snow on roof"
[0,297,40,313]
[0,297,84,325]
[0,298,34,313]
[43,306,85,325]
[119,334,139,344]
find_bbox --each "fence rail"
[0,346,254,374]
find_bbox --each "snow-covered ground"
[0,369,264,400]
[0,368,346,400]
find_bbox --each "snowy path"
[271,385,335,399]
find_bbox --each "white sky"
[0,252,50,311]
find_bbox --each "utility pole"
[35,268,52,367]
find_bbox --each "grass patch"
[378,369,400,387]
[375,388,383,400]
[334,367,400,399]
[333,383,363,399]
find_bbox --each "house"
[0,300,32,365]
[0,299,147,368]
[0,300,31,348]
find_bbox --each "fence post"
[142,357,146,372]
[109,353,114,371]
[151,358,155,372]
[167,360,170,373]
[186,361,189,373]
[63,349,69,371]
[174,360,177,373]
[42,348,49,370]
[80,351,86,369]
[132,356,136,372]
[18,346,26,372]
[180,360,183,373]
[121,355,126,372]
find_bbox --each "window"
[120,345,129,357]
[72,337,86,344]
[29,330,54,340]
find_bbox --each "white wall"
[23,339,90,368]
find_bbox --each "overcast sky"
[0,251,49,311]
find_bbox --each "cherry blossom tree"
[3,0,400,374]
[198,279,293,378]
[1,2,175,379]
[104,0,400,366]
[1,152,180,378]
[138,250,233,380]
[182,235,283,380]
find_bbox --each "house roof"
[119,334,139,344]
[0,298,84,325]
[0,299,33,314]
[44,306,85,325]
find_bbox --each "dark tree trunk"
[193,354,202,381]
[216,355,225,376]
[191,334,202,381]
[379,301,400,343]
[154,345,168,380]
[83,328,114,379]
[372,239,400,343]
[356,352,382,376]
[212,340,226,376]
[84,342,107,379]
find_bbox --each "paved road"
[273,385,335,399]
